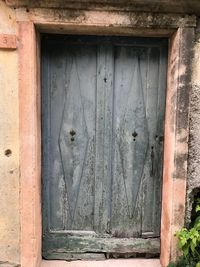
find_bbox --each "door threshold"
[41,259,161,267]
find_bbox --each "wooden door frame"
[18,10,195,267]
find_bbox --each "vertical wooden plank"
[42,41,97,234]
[42,43,67,231]
[59,50,89,225]
[142,47,161,235]
[153,45,167,235]
[111,46,149,237]
[141,44,167,237]
[94,44,114,233]
[70,45,96,230]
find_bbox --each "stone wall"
[187,18,200,222]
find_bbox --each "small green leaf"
[196,205,200,212]
[191,241,196,253]
[180,237,187,246]
[182,244,189,257]
[175,199,200,265]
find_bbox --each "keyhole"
[69,129,76,141]
[70,129,76,136]
[132,131,138,141]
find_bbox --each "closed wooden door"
[42,35,167,260]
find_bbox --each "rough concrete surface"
[5,0,200,16]
[0,0,20,266]
[0,261,20,267]
[187,29,200,222]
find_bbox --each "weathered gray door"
[42,35,167,260]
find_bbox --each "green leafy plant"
[168,198,200,267]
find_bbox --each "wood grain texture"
[42,43,96,232]
[94,44,114,234]
[42,35,167,259]
[43,235,160,258]
[111,46,149,237]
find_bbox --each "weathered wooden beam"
[43,234,160,258]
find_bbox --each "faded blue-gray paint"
[41,35,167,259]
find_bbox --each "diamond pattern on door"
[42,35,168,259]
[59,58,89,223]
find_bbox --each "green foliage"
[168,198,200,267]
[168,256,197,267]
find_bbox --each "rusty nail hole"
[5,149,12,157]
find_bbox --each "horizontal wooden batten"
[43,235,160,259]
[0,34,17,50]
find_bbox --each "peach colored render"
[0,1,20,266]
[0,1,197,267]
